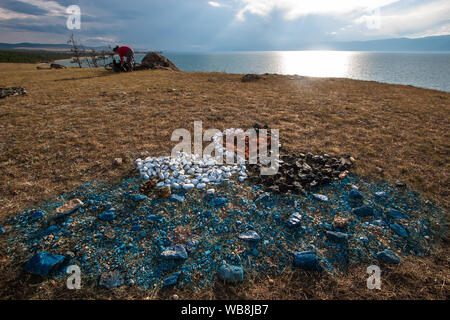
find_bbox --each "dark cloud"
[0,0,49,15]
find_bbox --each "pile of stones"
[248,152,354,194]
[135,152,248,192]
[0,87,27,99]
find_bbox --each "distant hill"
[320,35,450,51]
[0,42,151,53]
[0,42,110,52]
[1,35,449,52]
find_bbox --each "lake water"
[61,51,450,92]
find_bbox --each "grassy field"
[0,63,448,299]
[0,50,73,64]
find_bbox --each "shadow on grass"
[54,72,115,82]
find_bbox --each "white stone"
[183,184,195,191]
[196,183,206,190]
[207,189,215,195]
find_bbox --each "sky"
[0,0,449,50]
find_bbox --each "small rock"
[147,214,163,222]
[353,205,374,217]
[98,209,116,221]
[157,185,171,198]
[183,184,195,191]
[286,213,302,228]
[99,270,123,288]
[218,263,244,282]
[55,199,83,215]
[293,251,322,271]
[333,216,349,229]
[169,194,185,203]
[172,294,179,300]
[395,179,406,187]
[375,191,389,198]
[377,249,401,264]
[326,231,349,243]
[241,74,262,83]
[388,208,404,219]
[30,209,45,220]
[163,271,181,287]
[161,244,188,260]
[207,189,215,195]
[238,230,261,242]
[24,252,65,276]
[113,158,123,166]
[131,194,148,202]
[312,194,329,202]
[210,197,228,207]
[390,224,408,237]
[339,170,348,179]
[349,189,363,199]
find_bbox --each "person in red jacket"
[113,45,135,71]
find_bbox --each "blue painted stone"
[390,224,408,237]
[252,249,259,256]
[353,205,374,217]
[0,227,4,234]
[312,194,328,202]
[349,189,363,199]
[210,197,229,207]
[98,209,116,221]
[293,251,322,271]
[99,270,123,288]
[375,192,389,198]
[326,231,349,243]
[39,225,62,237]
[238,230,261,242]
[161,244,188,260]
[163,271,181,287]
[132,224,142,231]
[131,195,148,202]
[25,252,65,276]
[147,214,163,222]
[388,208,404,219]
[30,209,45,220]
[286,213,302,228]
[377,249,401,264]
[170,194,185,203]
[218,264,244,283]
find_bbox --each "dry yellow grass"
[0,63,448,299]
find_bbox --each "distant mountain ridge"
[1,35,449,52]
[318,35,450,51]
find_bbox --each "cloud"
[17,0,67,17]
[236,0,399,21]
[0,7,37,20]
[351,0,450,37]
[208,1,222,7]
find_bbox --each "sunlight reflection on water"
[278,51,354,77]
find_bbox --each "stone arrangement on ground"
[1,169,444,289]
[0,87,27,99]
[248,152,354,194]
